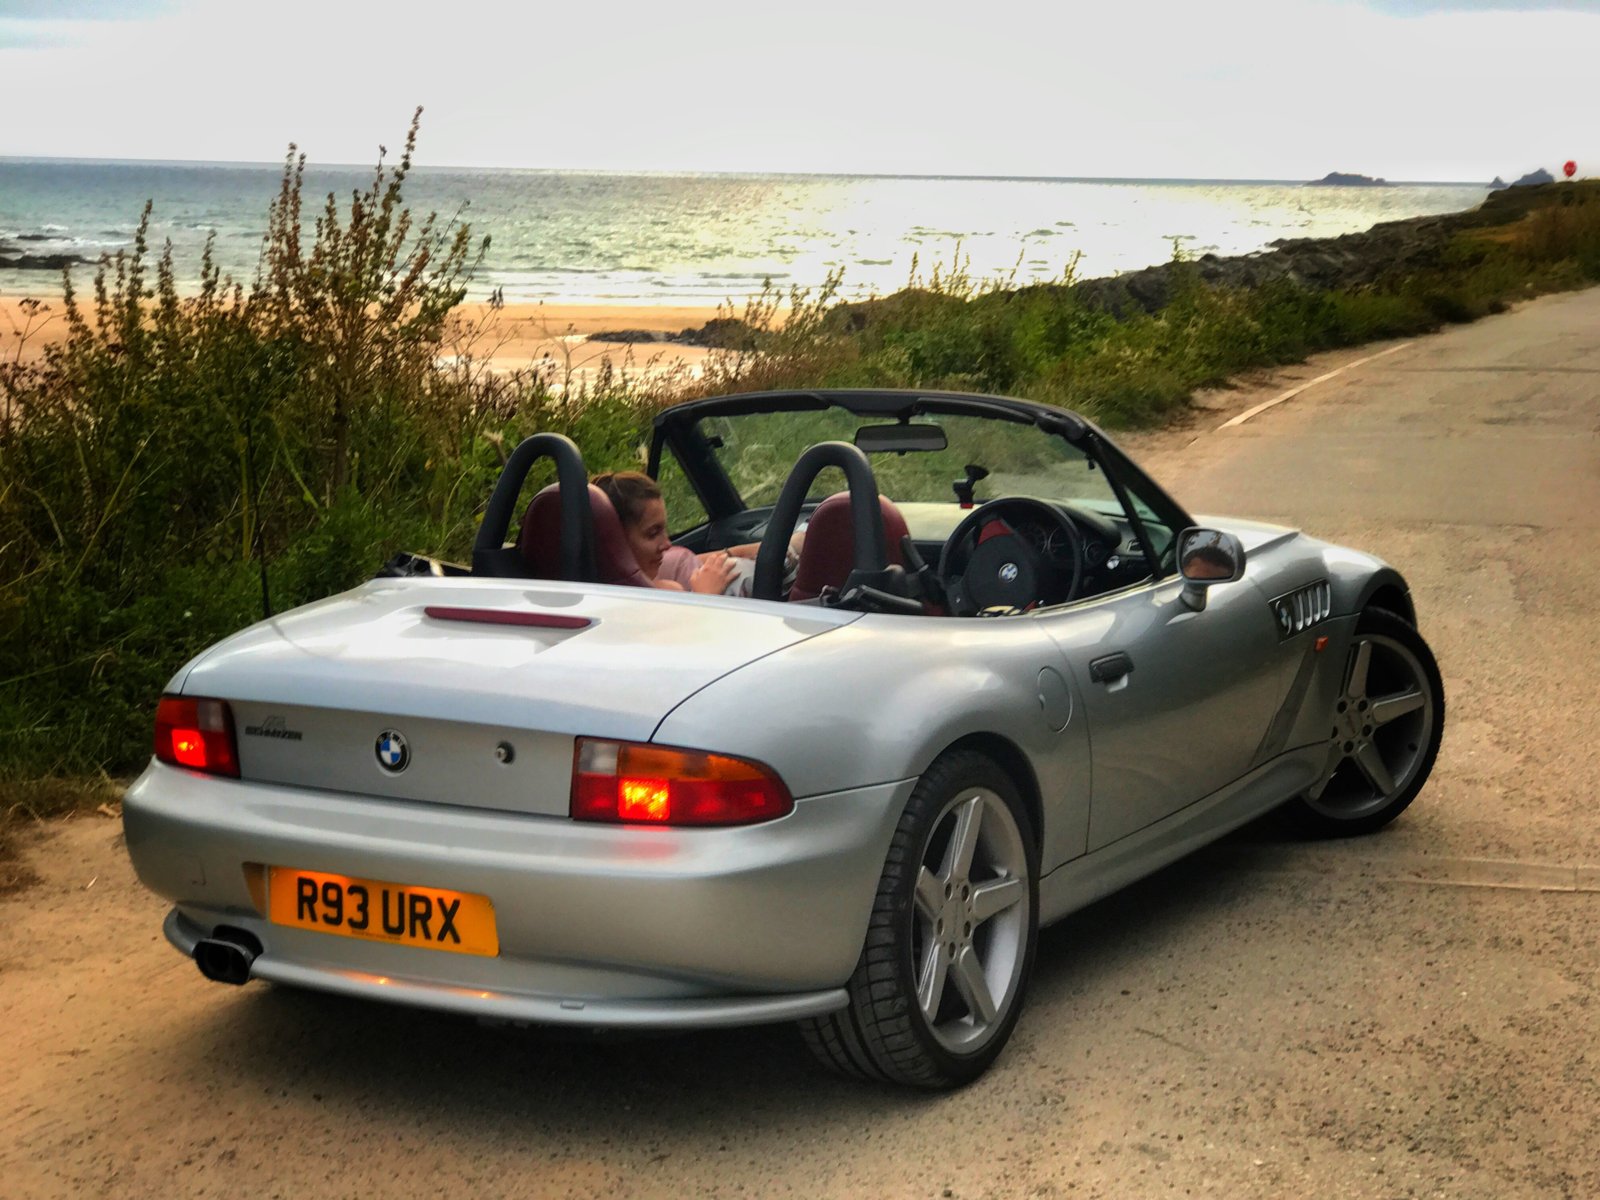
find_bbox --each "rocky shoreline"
[0,234,92,273]
[1067,181,1577,315]
[588,181,1582,346]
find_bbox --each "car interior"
[384,391,1189,617]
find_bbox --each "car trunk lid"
[179,578,857,816]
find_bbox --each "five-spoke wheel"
[1285,606,1444,837]
[800,751,1038,1088]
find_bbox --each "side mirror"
[1176,527,1246,611]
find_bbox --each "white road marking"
[1217,341,1414,430]
[1211,849,1600,894]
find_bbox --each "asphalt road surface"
[5,287,1598,1198]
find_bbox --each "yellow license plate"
[267,867,499,957]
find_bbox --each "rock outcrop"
[992,182,1581,318]
[0,238,91,271]
[587,315,767,351]
[1308,172,1390,187]
[590,181,1594,343]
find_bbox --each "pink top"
[656,545,700,589]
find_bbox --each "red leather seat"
[516,483,651,586]
[789,491,909,602]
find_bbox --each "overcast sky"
[0,0,1594,180]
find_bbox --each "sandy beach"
[0,294,723,374]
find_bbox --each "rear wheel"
[799,750,1038,1089]
[1283,606,1444,837]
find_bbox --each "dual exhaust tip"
[193,926,262,986]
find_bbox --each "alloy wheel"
[911,787,1031,1054]
[1305,632,1437,821]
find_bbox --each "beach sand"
[0,295,723,374]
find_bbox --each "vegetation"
[3,109,1599,822]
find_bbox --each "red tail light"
[154,695,240,778]
[571,738,792,827]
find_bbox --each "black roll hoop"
[471,432,595,580]
[753,441,888,602]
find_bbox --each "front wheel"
[799,750,1039,1089]
[1283,606,1445,837]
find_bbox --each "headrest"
[790,491,908,602]
[517,483,652,587]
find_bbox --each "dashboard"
[689,497,1156,608]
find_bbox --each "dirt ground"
[4,288,1599,1198]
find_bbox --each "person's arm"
[722,531,804,560]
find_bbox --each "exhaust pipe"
[193,926,262,986]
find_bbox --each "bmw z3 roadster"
[123,388,1445,1088]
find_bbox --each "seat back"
[517,483,651,587]
[790,492,908,601]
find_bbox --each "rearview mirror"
[1176,527,1245,611]
[854,422,948,454]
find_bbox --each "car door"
[1036,569,1283,851]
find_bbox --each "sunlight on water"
[0,160,1489,305]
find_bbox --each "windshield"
[693,409,1125,515]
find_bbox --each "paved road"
[4,288,1598,1198]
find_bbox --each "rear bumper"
[125,761,911,1027]
[164,909,847,1027]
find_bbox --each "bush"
[0,110,497,776]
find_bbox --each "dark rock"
[585,329,673,344]
[0,249,90,271]
[586,317,767,352]
[1307,172,1390,187]
[1488,176,1508,190]
[677,317,765,350]
[1510,168,1555,188]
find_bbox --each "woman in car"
[593,471,739,594]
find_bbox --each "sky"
[0,0,1595,180]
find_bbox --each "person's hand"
[689,550,738,594]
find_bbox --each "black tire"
[799,750,1039,1089]
[1282,606,1445,838]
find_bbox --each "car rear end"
[123,577,910,1028]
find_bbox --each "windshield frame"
[647,389,1193,572]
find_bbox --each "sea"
[0,158,1492,307]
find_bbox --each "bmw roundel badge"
[998,562,1019,583]
[376,729,410,772]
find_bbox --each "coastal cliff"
[625,181,1587,347]
[1026,181,1575,317]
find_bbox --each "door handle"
[1089,651,1134,684]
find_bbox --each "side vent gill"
[1271,580,1332,639]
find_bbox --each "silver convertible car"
[123,388,1444,1089]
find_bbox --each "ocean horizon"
[1,157,1492,307]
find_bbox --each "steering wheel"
[937,498,1084,616]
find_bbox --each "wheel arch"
[931,731,1045,852]
[1358,571,1415,627]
